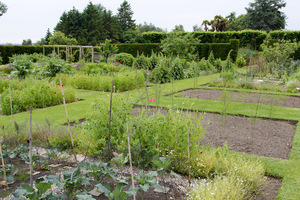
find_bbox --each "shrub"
[134,53,150,69]
[236,55,246,68]
[76,94,133,154]
[149,51,160,70]
[170,57,185,80]
[114,53,135,67]
[149,57,172,83]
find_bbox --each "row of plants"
[0,78,76,115]
[54,70,145,92]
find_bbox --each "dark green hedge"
[140,30,266,50]
[142,32,167,43]
[195,39,239,61]
[116,40,239,61]
[0,45,53,64]
[268,30,300,41]
[115,43,161,57]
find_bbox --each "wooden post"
[58,46,60,58]
[107,80,113,162]
[127,123,136,200]
[66,46,68,62]
[9,84,16,147]
[29,107,33,187]
[0,144,8,189]
[79,46,82,60]
[43,46,45,56]
[187,98,191,185]
[92,47,94,63]
[53,46,55,54]
[58,73,77,162]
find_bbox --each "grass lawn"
[0,73,299,199]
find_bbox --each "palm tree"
[201,20,210,32]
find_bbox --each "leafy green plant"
[134,53,150,69]
[12,178,53,200]
[42,56,73,77]
[10,54,32,79]
[149,57,172,83]
[170,57,184,80]
[134,170,162,200]
[78,161,117,182]
[96,181,131,200]
[97,39,119,63]
[161,32,200,61]
[110,153,128,174]
[114,53,135,66]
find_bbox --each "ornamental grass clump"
[188,174,249,200]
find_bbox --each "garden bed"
[131,107,296,159]
[175,88,300,108]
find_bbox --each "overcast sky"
[0,0,298,44]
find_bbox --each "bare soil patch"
[131,107,296,159]
[177,89,300,108]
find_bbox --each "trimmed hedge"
[0,45,53,64]
[140,30,266,50]
[115,43,161,57]
[142,32,167,43]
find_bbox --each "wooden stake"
[29,107,33,187]
[9,84,16,147]
[127,123,136,200]
[0,144,8,189]
[187,98,191,185]
[107,80,113,162]
[58,73,77,162]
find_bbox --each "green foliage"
[96,181,130,200]
[0,78,76,115]
[10,54,33,79]
[161,32,200,61]
[170,57,185,80]
[49,31,78,45]
[261,39,300,65]
[134,53,150,69]
[42,56,73,77]
[12,181,53,200]
[245,0,286,32]
[223,50,235,72]
[97,39,119,63]
[114,53,135,66]
[77,93,133,154]
[110,153,128,172]
[188,175,249,200]
[236,54,246,68]
[142,32,167,43]
[117,0,136,32]
[0,45,54,64]
[149,57,172,83]
[0,2,7,17]
[137,22,164,33]
[57,71,144,92]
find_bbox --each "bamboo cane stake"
[9,84,16,147]
[58,73,77,162]
[127,123,136,200]
[29,107,33,187]
[187,98,191,185]
[107,80,114,162]
[0,144,8,189]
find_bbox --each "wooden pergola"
[42,45,96,62]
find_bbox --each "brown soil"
[177,89,300,108]
[131,107,296,160]
[252,177,282,200]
